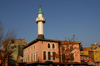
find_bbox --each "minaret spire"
[36,6,46,39]
[38,6,43,14]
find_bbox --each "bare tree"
[0,21,17,66]
[51,35,81,66]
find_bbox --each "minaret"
[36,6,46,39]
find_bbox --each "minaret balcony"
[36,17,46,23]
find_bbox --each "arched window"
[48,43,50,48]
[52,44,55,49]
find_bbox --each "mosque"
[22,6,81,66]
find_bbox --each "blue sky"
[0,0,100,47]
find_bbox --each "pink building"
[60,41,81,63]
[22,6,81,66]
[23,39,60,65]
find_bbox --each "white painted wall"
[38,21,44,35]
[36,14,46,35]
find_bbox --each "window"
[43,51,46,60]
[48,52,51,60]
[14,45,17,48]
[11,40,14,44]
[31,46,33,51]
[61,53,62,62]
[11,45,14,49]
[31,53,33,62]
[80,52,84,55]
[52,52,56,60]
[62,53,65,61]
[52,44,55,49]
[26,55,27,62]
[69,45,73,51]
[36,52,38,61]
[33,52,35,61]
[48,43,50,48]
[28,54,29,62]
[27,55,28,62]
[70,53,74,61]
[33,45,35,50]
[91,54,94,56]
